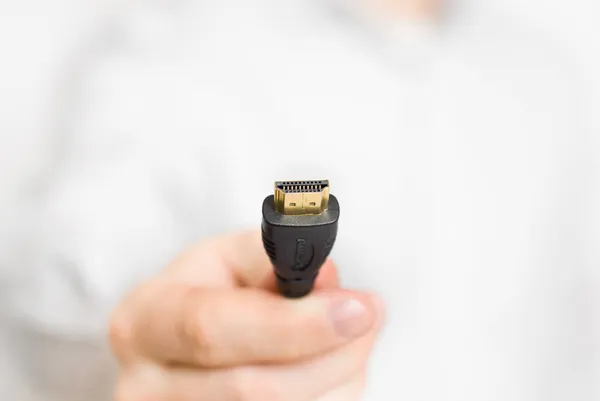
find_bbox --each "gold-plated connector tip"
[274,180,330,215]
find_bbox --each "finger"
[163,230,338,291]
[317,259,341,288]
[314,373,368,401]
[119,365,366,401]
[118,322,378,401]
[162,230,270,288]
[121,281,381,367]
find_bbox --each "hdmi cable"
[262,180,340,298]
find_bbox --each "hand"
[110,230,385,401]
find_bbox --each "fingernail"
[328,296,374,339]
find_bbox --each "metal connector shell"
[274,180,330,215]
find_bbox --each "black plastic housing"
[262,195,340,298]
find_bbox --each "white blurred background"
[502,0,599,127]
[0,1,598,400]
[0,0,599,201]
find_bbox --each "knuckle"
[179,288,218,365]
[108,308,134,358]
[230,368,284,401]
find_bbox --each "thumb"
[123,282,382,367]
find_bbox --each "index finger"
[162,230,339,290]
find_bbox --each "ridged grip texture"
[262,195,340,298]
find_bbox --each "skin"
[373,0,441,19]
[110,231,386,401]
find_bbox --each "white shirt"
[0,1,598,400]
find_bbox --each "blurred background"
[503,0,599,130]
[0,0,599,204]
[0,1,598,400]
